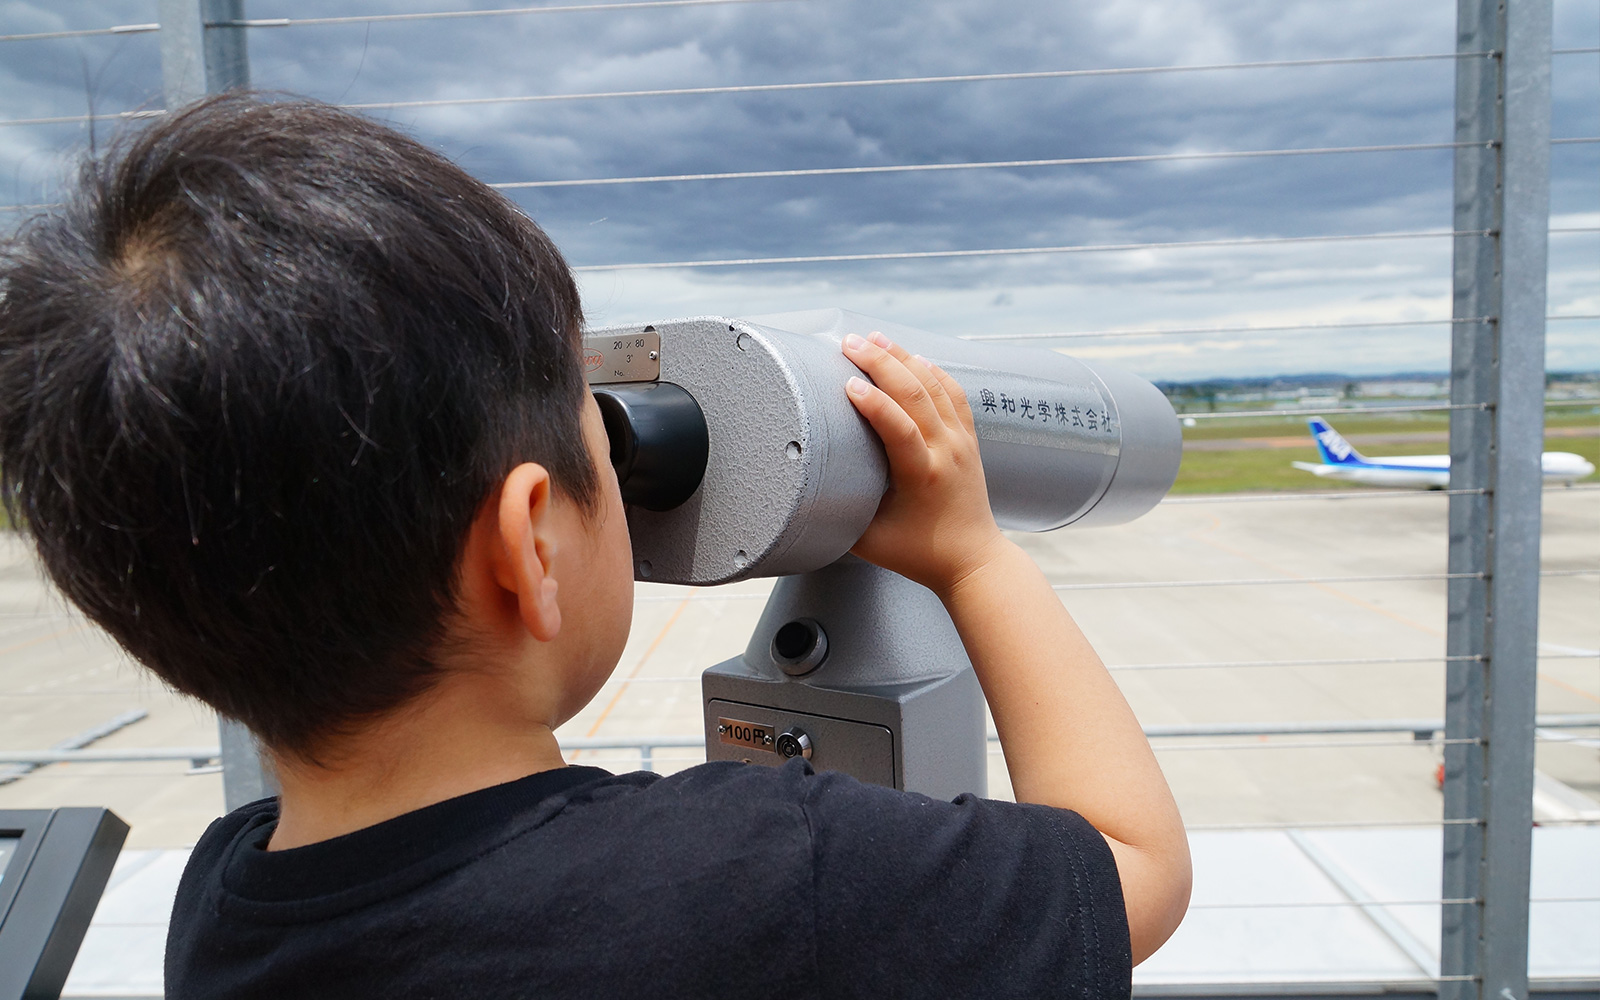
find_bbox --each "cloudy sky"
[2,0,1596,379]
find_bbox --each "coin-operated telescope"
[585,309,1179,800]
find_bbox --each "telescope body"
[584,309,1179,799]
[587,309,1180,587]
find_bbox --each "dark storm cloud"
[244,0,1469,271]
[2,0,1596,377]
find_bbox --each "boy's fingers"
[842,334,942,438]
[910,353,963,431]
[868,332,958,431]
[926,360,977,436]
[860,332,962,443]
[846,376,931,475]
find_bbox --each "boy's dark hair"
[0,93,597,759]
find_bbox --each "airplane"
[1291,416,1596,488]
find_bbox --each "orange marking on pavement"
[1190,513,1443,637]
[0,626,77,657]
[583,596,692,739]
[1538,672,1600,704]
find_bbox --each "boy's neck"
[265,674,569,851]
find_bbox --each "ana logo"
[1317,428,1352,460]
[582,349,605,373]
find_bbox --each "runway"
[1,488,1596,847]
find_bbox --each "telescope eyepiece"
[593,383,710,512]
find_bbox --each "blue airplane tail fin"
[1307,417,1367,465]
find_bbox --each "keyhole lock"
[774,728,812,760]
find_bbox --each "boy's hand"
[847,332,1192,965]
[841,331,1007,596]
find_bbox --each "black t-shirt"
[166,760,1130,999]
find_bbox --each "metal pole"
[1442,1,1552,999]
[202,0,250,96]
[158,0,271,813]
[159,0,249,107]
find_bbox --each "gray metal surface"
[618,310,1176,798]
[597,315,887,585]
[703,556,987,801]
[708,700,897,787]
[589,309,1180,585]
[0,808,128,1000]
[747,309,1183,531]
[157,0,248,107]
[1443,2,1554,999]
[217,720,277,812]
[582,329,661,384]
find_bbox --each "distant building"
[1355,379,1448,398]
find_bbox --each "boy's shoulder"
[166,761,1130,1000]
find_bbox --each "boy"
[0,94,1189,998]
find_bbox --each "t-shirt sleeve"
[801,767,1131,1000]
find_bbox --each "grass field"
[1177,406,1600,441]
[1171,431,1600,494]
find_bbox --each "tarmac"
[2,488,1596,843]
[4,487,1597,997]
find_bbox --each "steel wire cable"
[17,24,1598,49]
[1,565,1587,618]
[491,141,1488,190]
[621,552,1598,600]
[343,51,1495,113]
[1107,654,1483,672]
[1019,737,1484,753]
[966,312,1600,342]
[1160,490,1492,505]
[964,317,1484,342]
[1161,485,1600,505]
[1184,898,1600,910]
[4,651,1594,695]
[1186,818,1484,831]
[1112,651,1594,670]
[0,23,159,44]
[1051,569,1600,591]
[0,109,162,131]
[571,652,1589,681]
[1052,571,1481,591]
[0,0,796,42]
[1182,402,1489,419]
[216,0,804,30]
[570,228,1493,272]
[1146,733,1597,752]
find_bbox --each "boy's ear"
[494,463,562,642]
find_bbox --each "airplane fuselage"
[1291,418,1596,488]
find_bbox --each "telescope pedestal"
[702,556,987,800]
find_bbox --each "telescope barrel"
[585,309,1180,586]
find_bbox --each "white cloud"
[3,0,1594,377]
